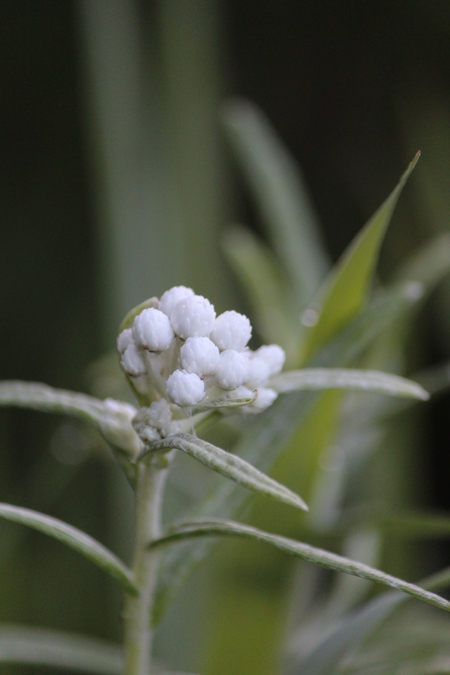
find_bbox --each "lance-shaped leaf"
[0,625,123,672]
[291,564,450,675]
[0,380,105,423]
[0,503,138,596]
[222,225,299,360]
[301,153,420,362]
[222,99,330,306]
[149,519,450,614]
[190,392,257,414]
[138,433,308,511]
[269,368,429,401]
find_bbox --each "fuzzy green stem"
[123,453,172,674]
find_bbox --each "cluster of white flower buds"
[117,286,285,434]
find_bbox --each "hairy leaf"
[149,519,450,613]
[138,434,308,511]
[269,368,429,400]
[0,503,137,595]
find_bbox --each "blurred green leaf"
[270,368,428,400]
[393,232,450,289]
[150,519,450,613]
[222,225,299,360]
[0,624,122,672]
[301,153,420,362]
[222,99,330,306]
[139,433,308,511]
[289,563,450,675]
[0,503,138,595]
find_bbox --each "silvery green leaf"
[0,503,137,596]
[138,433,308,511]
[0,380,105,424]
[0,624,122,672]
[150,518,450,613]
[190,392,257,414]
[301,153,420,362]
[269,368,429,401]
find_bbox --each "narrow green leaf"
[149,518,450,613]
[221,225,299,359]
[138,433,308,511]
[301,153,420,362]
[294,564,450,675]
[0,503,137,596]
[393,232,450,289]
[269,368,429,400]
[0,380,105,424]
[190,392,257,414]
[222,99,329,305]
[0,625,122,672]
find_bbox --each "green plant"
[2,101,450,675]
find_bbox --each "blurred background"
[1,1,450,673]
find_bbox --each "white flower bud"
[214,350,249,390]
[252,387,278,411]
[121,343,146,377]
[255,344,286,376]
[210,310,252,351]
[132,308,174,351]
[159,285,195,317]
[170,295,216,339]
[180,337,220,377]
[245,355,271,388]
[117,328,134,354]
[166,369,205,406]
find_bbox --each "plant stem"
[124,453,172,674]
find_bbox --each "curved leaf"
[221,225,299,359]
[0,503,137,596]
[292,565,450,675]
[190,392,257,414]
[0,381,105,423]
[222,99,329,305]
[138,433,308,511]
[269,368,429,400]
[0,624,122,672]
[150,519,450,613]
[301,153,420,362]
